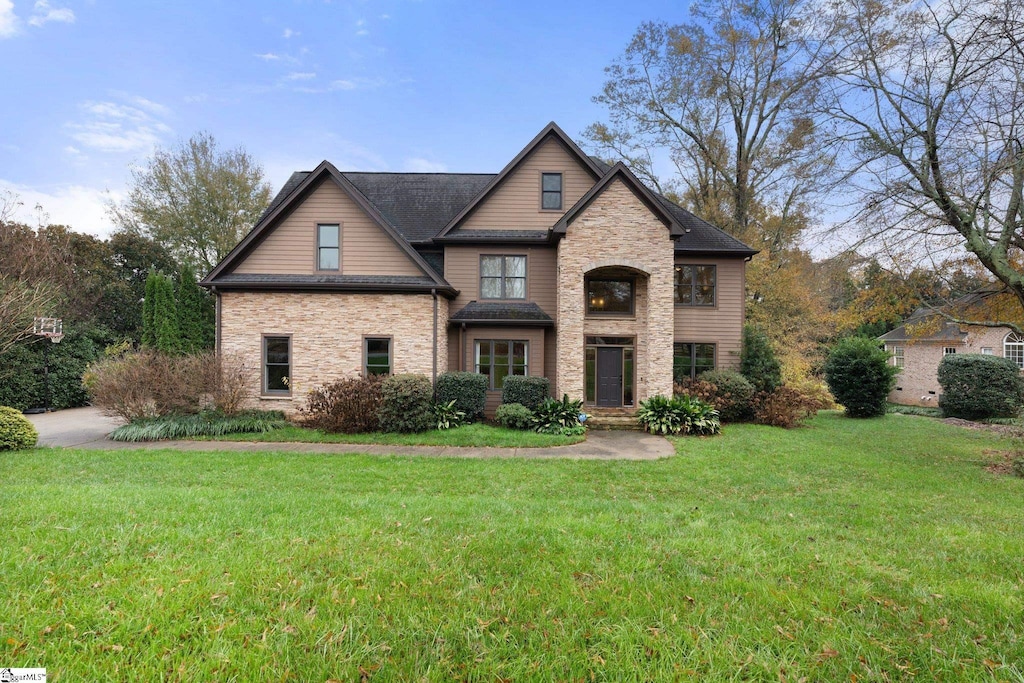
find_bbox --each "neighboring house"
[201,123,757,415]
[879,305,1024,406]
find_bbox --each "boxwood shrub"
[823,336,899,418]
[379,374,435,433]
[434,371,488,422]
[501,375,550,410]
[495,402,535,430]
[938,353,1024,420]
[0,406,38,450]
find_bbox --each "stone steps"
[586,414,642,431]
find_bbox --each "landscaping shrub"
[752,387,821,428]
[677,369,755,422]
[495,402,535,430]
[83,349,250,421]
[379,374,434,433]
[937,353,1024,420]
[501,375,550,411]
[301,375,384,434]
[637,394,720,436]
[0,406,38,450]
[823,336,899,418]
[533,394,585,436]
[434,371,488,422]
[433,400,465,430]
[741,324,782,393]
[109,410,288,442]
[0,323,103,412]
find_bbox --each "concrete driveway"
[24,406,124,447]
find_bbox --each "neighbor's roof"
[878,308,967,343]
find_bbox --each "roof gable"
[203,161,448,287]
[435,122,603,238]
[552,162,684,238]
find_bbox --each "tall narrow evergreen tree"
[141,269,158,348]
[152,273,181,354]
[176,264,214,353]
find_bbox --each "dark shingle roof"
[209,273,452,294]
[345,173,495,243]
[449,301,554,326]
[438,229,550,242]
[660,198,758,256]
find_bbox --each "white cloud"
[286,71,316,80]
[183,93,208,104]
[0,180,120,237]
[356,29,368,36]
[404,158,448,173]
[63,145,81,155]
[329,79,356,90]
[65,96,173,154]
[380,14,390,20]
[0,0,19,37]
[282,27,298,38]
[255,52,280,61]
[27,0,74,27]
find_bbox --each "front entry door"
[596,347,623,407]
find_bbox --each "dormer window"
[541,173,562,210]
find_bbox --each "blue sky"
[0,0,682,237]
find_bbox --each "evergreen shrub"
[501,375,550,410]
[434,371,488,422]
[937,353,1024,420]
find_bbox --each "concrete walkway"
[26,407,675,461]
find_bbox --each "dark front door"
[596,346,623,407]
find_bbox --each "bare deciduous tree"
[828,0,1024,331]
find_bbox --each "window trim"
[262,334,292,396]
[891,345,904,368]
[674,264,717,307]
[363,335,393,376]
[316,223,341,272]
[1004,332,1024,369]
[673,341,716,382]
[585,277,635,316]
[474,339,529,390]
[540,172,563,211]
[943,346,958,356]
[479,254,528,300]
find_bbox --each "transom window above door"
[480,255,526,299]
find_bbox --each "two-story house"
[201,123,757,415]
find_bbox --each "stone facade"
[556,179,676,403]
[220,291,447,414]
[885,326,1016,406]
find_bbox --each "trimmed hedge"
[379,374,434,433]
[0,406,38,450]
[823,336,899,418]
[435,372,488,422]
[495,402,535,430]
[938,353,1024,420]
[501,375,550,410]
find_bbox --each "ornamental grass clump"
[109,410,288,442]
[0,406,38,450]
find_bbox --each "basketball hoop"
[33,317,63,344]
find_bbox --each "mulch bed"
[942,417,1024,437]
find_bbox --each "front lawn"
[3,412,1022,680]
[203,422,586,448]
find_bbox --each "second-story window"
[481,255,526,299]
[318,224,340,270]
[674,264,716,306]
[541,173,562,210]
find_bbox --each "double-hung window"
[891,346,904,368]
[480,255,526,299]
[674,265,716,306]
[475,340,528,389]
[364,337,391,375]
[541,173,562,210]
[263,335,291,395]
[317,224,340,270]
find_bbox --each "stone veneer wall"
[220,291,448,414]
[556,179,675,403]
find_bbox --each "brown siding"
[234,178,423,276]
[444,245,557,317]
[673,257,746,371]
[461,138,595,230]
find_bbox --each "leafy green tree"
[108,132,272,274]
[823,337,898,418]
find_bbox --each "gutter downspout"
[432,288,438,395]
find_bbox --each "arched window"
[1003,332,1024,369]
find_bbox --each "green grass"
[202,422,586,448]
[3,412,1023,680]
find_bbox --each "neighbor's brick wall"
[886,326,1016,406]
[220,292,447,414]
[556,179,675,403]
